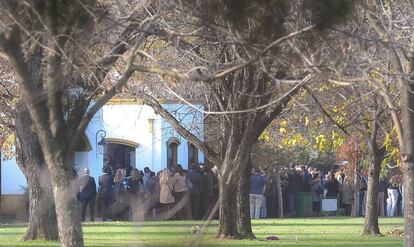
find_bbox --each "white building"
[0,100,204,217]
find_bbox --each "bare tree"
[0,62,58,240]
[0,1,162,245]
[130,0,353,239]
[321,1,414,242]
[368,2,414,244]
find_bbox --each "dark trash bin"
[295,192,312,217]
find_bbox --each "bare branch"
[304,85,351,137]
[136,91,220,165]
[213,24,316,79]
[368,77,403,148]
[68,15,158,154]
[158,73,312,115]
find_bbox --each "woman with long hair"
[126,168,144,220]
[172,164,191,220]
[113,168,128,220]
[159,168,175,219]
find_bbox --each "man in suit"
[98,165,114,221]
[78,168,97,222]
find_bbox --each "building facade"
[1,101,204,217]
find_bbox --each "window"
[166,137,181,169]
[188,143,198,169]
[167,142,178,169]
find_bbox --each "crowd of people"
[77,159,404,222]
[76,159,219,222]
[249,164,405,218]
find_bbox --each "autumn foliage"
[336,136,366,176]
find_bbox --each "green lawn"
[0,217,404,246]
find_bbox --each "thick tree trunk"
[17,108,83,246]
[23,173,58,241]
[15,106,58,241]
[275,167,284,218]
[236,158,254,239]
[47,157,84,247]
[401,72,414,247]
[217,133,255,239]
[362,154,382,236]
[218,181,239,238]
[402,158,414,247]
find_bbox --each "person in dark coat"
[188,165,204,220]
[295,167,306,192]
[126,168,144,220]
[301,166,312,192]
[201,165,214,219]
[127,169,144,196]
[286,168,297,216]
[265,176,277,218]
[98,165,114,221]
[144,171,157,219]
[326,172,340,198]
[79,168,97,222]
[378,177,387,217]
[310,173,323,215]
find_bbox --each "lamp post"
[96,130,107,157]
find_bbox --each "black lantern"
[96,130,107,156]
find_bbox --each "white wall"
[1,157,27,194]
[161,104,205,170]
[1,103,205,195]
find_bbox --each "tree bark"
[46,155,83,247]
[15,106,58,241]
[236,158,254,239]
[362,152,383,236]
[401,68,414,247]
[23,172,58,241]
[351,157,360,217]
[217,127,255,239]
[402,158,414,247]
[218,181,239,238]
[275,167,284,218]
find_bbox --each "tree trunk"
[46,156,84,247]
[17,106,83,246]
[218,181,239,238]
[351,160,360,217]
[217,133,255,239]
[362,153,382,236]
[275,167,284,218]
[236,158,254,239]
[23,173,58,241]
[401,71,414,247]
[15,106,58,241]
[402,158,414,247]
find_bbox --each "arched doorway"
[104,138,138,175]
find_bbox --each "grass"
[0,217,404,246]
